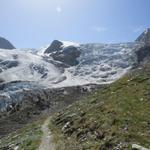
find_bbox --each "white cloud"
[92,26,107,33]
[56,6,62,13]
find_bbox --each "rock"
[44,40,63,53]
[135,46,150,64]
[62,122,71,133]
[132,144,150,150]
[61,121,76,135]
[44,40,81,66]
[136,28,150,46]
[14,146,19,150]
[0,60,19,69]
[51,46,81,66]
[0,37,15,50]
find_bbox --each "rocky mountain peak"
[0,37,15,49]
[136,28,150,45]
[44,40,63,53]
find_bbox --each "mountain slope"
[0,37,15,49]
[49,65,150,150]
[0,118,44,150]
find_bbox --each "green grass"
[0,118,44,150]
[49,66,150,150]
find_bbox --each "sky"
[0,0,150,48]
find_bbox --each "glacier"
[0,40,143,111]
[0,42,142,88]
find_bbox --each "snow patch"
[61,41,80,48]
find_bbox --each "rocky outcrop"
[136,28,150,45]
[44,40,81,66]
[135,46,150,64]
[134,28,150,65]
[0,37,15,49]
[50,46,81,66]
[44,40,63,53]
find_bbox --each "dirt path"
[39,118,55,150]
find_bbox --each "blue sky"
[0,0,150,48]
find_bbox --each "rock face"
[44,40,63,53]
[136,28,150,45]
[44,40,81,66]
[51,46,81,66]
[0,37,15,49]
[136,46,150,64]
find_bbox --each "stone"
[132,144,150,150]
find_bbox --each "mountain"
[0,32,147,115]
[0,37,15,49]
[0,29,150,150]
[0,41,142,114]
[136,28,150,45]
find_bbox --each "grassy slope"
[0,118,45,150]
[49,66,150,150]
